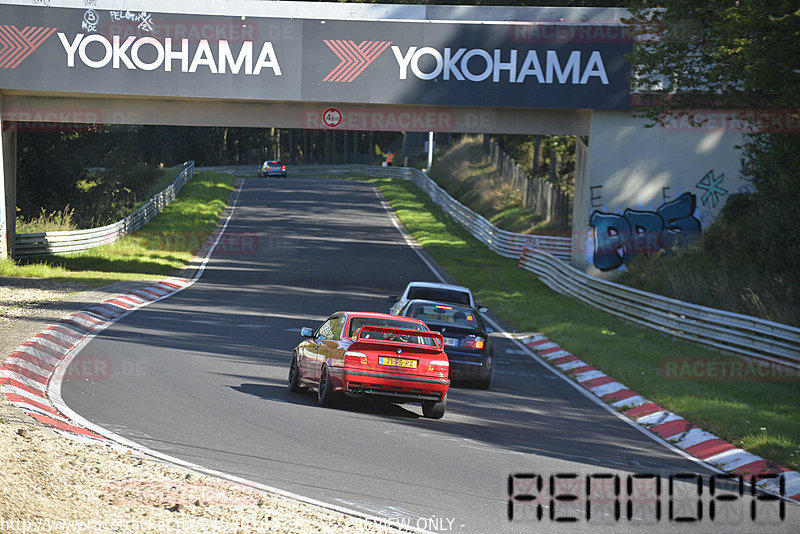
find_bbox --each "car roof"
[404,281,471,293]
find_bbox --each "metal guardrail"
[519,248,800,370]
[14,161,195,258]
[291,164,572,260]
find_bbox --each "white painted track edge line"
[375,178,800,505]
[47,177,426,534]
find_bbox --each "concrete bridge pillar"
[0,91,17,260]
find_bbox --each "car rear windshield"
[407,303,478,328]
[348,317,437,346]
[407,287,470,306]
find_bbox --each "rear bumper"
[446,350,493,381]
[328,367,449,402]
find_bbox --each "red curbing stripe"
[731,460,771,479]
[4,392,62,418]
[7,350,58,373]
[139,288,162,299]
[624,402,662,419]
[602,388,637,403]
[74,311,104,324]
[46,326,84,347]
[2,363,48,385]
[118,295,143,306]
[550,355,579,366]
[60,318,94,335]
[0,376,47,398]
[539,346,568,355]
[581,375,616,389]
[649,419,691,439]
[36,332,74,350]
[131,290,155,302]
[106,298,132,310]
[528,338,553,347]
[158,281,181,290]
[684,439,738,459]
[0,376,47,399]
[566,365,596,376]
[27,412,107,439]
[21,340,63,361]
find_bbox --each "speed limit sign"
[322,108,342,128]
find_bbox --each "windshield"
[407,287,470,306]
[348,317,437,346]
[407,303,479,328]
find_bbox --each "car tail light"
[463,337,485,350]
[427,360,449,373]
[344,351,367,365]
[281,165,286,170]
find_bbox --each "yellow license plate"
[379,356,417,369]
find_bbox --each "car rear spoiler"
[355,325,444,349]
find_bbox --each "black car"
[257,160,287,178]
[396,299,493,389]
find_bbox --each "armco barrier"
[14,162,194,259]
[291,163,799,367]
[520,248,800,370]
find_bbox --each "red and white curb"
[522,334,800,503]
[1,278,192,443]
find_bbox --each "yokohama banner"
[0,4,631,110]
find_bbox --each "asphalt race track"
[61,177,798,533]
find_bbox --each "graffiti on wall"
[589,192,701,271]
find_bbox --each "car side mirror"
[486,327,494,334]
[477,306,488,313]
[388,296,398,303]
[300,327,314,337]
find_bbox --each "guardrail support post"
[0,90,17,260]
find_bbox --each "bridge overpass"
[0,0,747,274]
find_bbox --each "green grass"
[427,135,562,233]
[2,171,237,288]
[369,176,800,472]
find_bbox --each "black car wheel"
[421,395,446,419]
[317,364,336,407]
[288,353,306,392]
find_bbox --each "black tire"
[421,395,446,419]
[288,353,306,392]
[317,365,336,407]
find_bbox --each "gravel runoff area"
[0,277,405,533]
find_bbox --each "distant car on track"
[396,300,493,389]
[257,160,287,178]
[388,281,486,316]
[289,312,450,419]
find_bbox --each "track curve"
[60,177,797,533]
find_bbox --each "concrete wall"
[572,110,751,277]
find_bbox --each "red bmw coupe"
[289,312,450,419]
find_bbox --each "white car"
[388,281,486,316]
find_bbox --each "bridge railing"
[292,164,800,368]
[14,161,194,259]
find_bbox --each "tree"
[625,1,800,123]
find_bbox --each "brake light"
[435,305,452,310]
[428,360,449,373]
[463,337,485,350]
[344,351,367,365]
[281,165,286,170]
